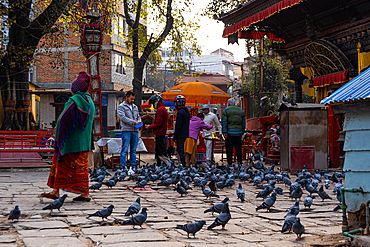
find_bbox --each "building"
[32,8,138,134]
[175,73,233,93]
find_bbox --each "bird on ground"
[324,179,331,189]
[236,183,245,202]
[135,178,148,188]
[311,178,319,189]
[176,220,206,238]
[90,174,105,183]
[318,185,332,201]
[180,179,192,190]
[201,185,220,199]
[292,217,305,240]
[289,187,303,201]
[304,182,318,195]
[175,184,188,197]
[89,182,102,191]
[285,201,299,218]
[207,202,231,230]
[122,207,148,228]
[125,197,141,217]
[8,205,21,222]
[208,180,217,192]
[303,196,315,209]
[157,178,172,187]
[275,187,283,195]
[281,208,298,233]
[42,194,68,213]
[283,176,291,187]
[103,180,117,189]
[256,187,270,199]
[204,197,229,216]
[87,205,115,221]
[256,192,277,212]
[333,178,343,193]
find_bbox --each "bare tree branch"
[30,0,77,37]
[134,0,142,28]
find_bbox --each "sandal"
[73,196,91,202]
[41,193,59,199]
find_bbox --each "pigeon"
[207,202,231,230]
[42,194,68,213]
[89,182,102,191]
[180,179,192,190]
[293,217,305,240]
[232,183,244,202]
[333,203,342,211]
[176,220,206,238]
[103,180,116,189]
[201,185,220,199]
[91,174,105,182]
[135,178,148,188]
[303,196,315,209]
[285,201,299,217]
[125,197,141,217]
[281,208,298,233]
[333,178,343,193]
[305,183,318,195]
[256,187,270,199]
[8,205,21,222]
[311,178,319,189]
[283,176,291,187]
[318,185,332,201]
[88,205,115,221]
[175,184,188,197]
[275,187,283,195]
[256,192,277,212]
[204,197,229,215]
[122,207,148,228]
[324,179,331,189]
[208,180,217,192]
[158,178,172,187]
[289,187,303,200]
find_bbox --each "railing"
[0,131,55,152]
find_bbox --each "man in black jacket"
[173,95,190,166]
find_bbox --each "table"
[97,138,148,166]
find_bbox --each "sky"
[190,2,247,62]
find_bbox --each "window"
[116,54,126,74]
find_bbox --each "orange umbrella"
[161,81,230,104]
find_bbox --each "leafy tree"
[123,0,201,108]
[236,39,291,117]
[0,0,78,130]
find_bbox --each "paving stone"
[66,217,100,227]
[261,240,302,247]
[0,235,16,243]
[18,229,74,238]
[13,220,69,230]
[103,242,186,247]
[87,229,168,244]
[22,237,87,247]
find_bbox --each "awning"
[238,31,285,41]
[313,70,348,87]
[222,0,304,38]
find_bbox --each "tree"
[123,0,201,108]
[0,0,76,130]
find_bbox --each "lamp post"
[77,0,109,140]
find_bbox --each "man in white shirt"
[201,105,222,164]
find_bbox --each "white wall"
[39,94,55,129]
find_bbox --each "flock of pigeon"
[7,152,345,241]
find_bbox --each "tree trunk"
[133,60,145,109]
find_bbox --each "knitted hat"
[228,98,235,105]
[71,71,90,93]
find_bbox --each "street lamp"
[76,0,109,140]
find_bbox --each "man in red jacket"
[145,94,171,166]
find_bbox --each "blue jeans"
[120,131,139,168]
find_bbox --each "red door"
[290,146,315,171]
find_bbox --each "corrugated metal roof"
[278,103,326,112]
[321,67,370,104]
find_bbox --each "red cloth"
[238,31,285,42]
[48,151,89,195]
[223,0,303,38]
[149,101,168,136]
[313,70,348,87]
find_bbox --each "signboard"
[101,93,108,106]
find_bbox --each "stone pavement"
[0,155,349,247]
